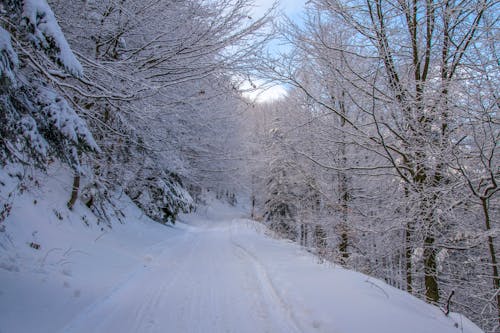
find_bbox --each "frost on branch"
[0,1,98,171]
[1,80,99,171]
[36,87,99,153]
[22,0,83,78]
[0,27,18,85]
[19,116,49,158]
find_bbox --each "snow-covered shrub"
[126,169,193,224]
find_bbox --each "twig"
[443,290,455,316]
[365,279,390,298]
[94,231,107,242]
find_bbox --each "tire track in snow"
[59,229,199,333]
[230,239,303,333]
[131,232,204,333]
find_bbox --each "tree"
[0,0,98,176]
[44,0,274,220]
[449,48,500,327]
[251,0,499,330]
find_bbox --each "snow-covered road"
[61,220,302,333]
[55,215,480,333]
[0,188,483,333]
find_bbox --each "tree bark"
[67,174,80,210]
[405,223,413,293]
[424,235,439,303]
[339,230,349,264]
[481,198,500,325]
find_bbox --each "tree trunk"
[67,174,80,210]
[405,223,413,293]
[415,168,440,304]
[339,230,349,264]
[481,198,500,325]
[337,92,350,265]
[314,225,327,250]
[251,195,255,219]
[300,223,308,246]
[423,235,439,303]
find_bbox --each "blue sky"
[251,0,306,21]
[242,1,307,103]
[252,0,308,55]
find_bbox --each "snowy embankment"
[0,165,483,333]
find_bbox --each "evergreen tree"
[0,0,98,172]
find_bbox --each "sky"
[243,0,307,103]
[251,0,307,20]
[241,79,290,103]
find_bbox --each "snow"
[0,27,19,84]
[20,116,49,157]
[36,86,100,154]
[0,166,483,333]
[22,0,83,78]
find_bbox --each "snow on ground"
[0,166,483,333]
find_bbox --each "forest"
[0,0,498,331]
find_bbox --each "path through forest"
[57,208,478,333]
[0,189,481,333]
[60,218,302,333]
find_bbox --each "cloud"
[240,79,288,103]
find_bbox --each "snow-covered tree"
[249,0,499,330]
[0,0,98,173]
[43,0,273,220]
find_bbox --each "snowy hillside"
[0,167,483,333]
